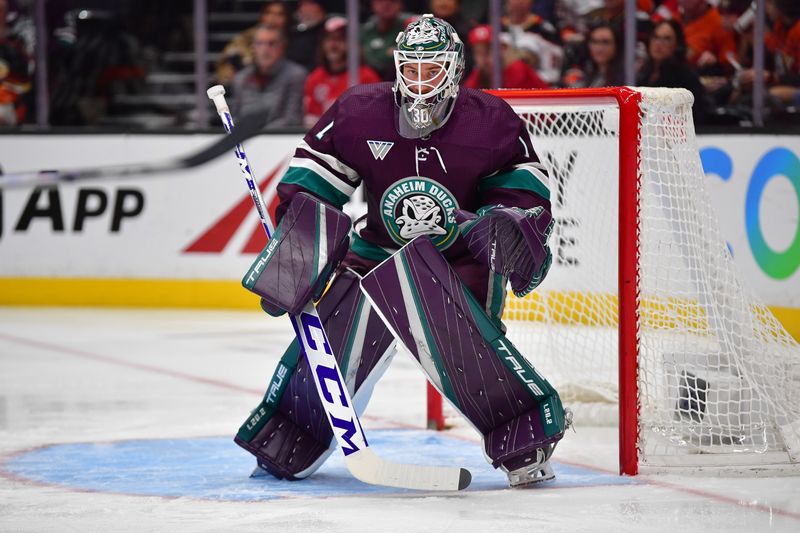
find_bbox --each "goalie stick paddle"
[207,85,471,492]
[0,112,267,189]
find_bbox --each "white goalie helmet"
[393,14,465,138]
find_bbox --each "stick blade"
[344,448,471,491]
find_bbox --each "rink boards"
[0,132,797,335]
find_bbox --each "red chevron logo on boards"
[183,160,287,254]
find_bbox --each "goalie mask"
[393,14,465,139]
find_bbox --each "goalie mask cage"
[425,86,800,476]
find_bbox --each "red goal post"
[425,87,800,476]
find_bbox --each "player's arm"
[275,99,361,223]
[479,114,550,213]
[457,114,553,297]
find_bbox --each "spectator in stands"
[303,16,381,127]
[463,24,549,89]
[557,0,604,42]
[716,1,758,74]
[652,0,681,24]
[502,0,561,45]
[637,19,710,123]
[512,31,564,85]
[215,1,291,86]
[49,9,145,126]
[532,0,558,27]
[429,0,471,43]
[554,0,604,81]
[585,0,654,44]
[565,22,624,88]
[719,0,756,35]
[361,0,411,80]
[231,25,306,129]
[460,0,488,27]
[680,0,738,75]
[1,0,32,56]
[500,0,563,84]
[0,0,31,126]
[262,1,291,30]
[287,0,328,72]
[764,0,800,107]
[429,0,472,69]
[720,0,799,120]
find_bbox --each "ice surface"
[1,308,799,532]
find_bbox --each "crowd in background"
[1,0,798,129]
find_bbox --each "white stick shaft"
[207,85,274,237]
[207,85,369,459]
[290,302,369,455]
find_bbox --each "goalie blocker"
[361,236,569,485]
[243,192,351,316]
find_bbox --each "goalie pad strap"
[243,192,351,316]
[360,236,566,467]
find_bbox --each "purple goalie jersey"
[276,82,551,266]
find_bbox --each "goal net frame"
[424,86,800,476]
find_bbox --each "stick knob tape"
[206,85,229,114]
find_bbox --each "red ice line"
[0,331,402,427]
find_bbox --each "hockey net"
[427,87,800,475]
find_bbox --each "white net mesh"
[492,87,800,470]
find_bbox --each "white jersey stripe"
[297,140,360,183]
[518,136,530,157]
[289,157,357,197]
[513,162,549,191]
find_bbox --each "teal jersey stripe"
[480,168,550,200]
[282,167,350,208]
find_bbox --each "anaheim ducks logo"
[402,18,446,50]
[380,177,459,250]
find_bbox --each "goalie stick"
[207,85,471,491]
[0,112,268,189]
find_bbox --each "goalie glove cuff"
[509,248,552,297]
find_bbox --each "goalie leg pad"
[234,269,397,480]
[360,236,567,470]
[243,192,352,316]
